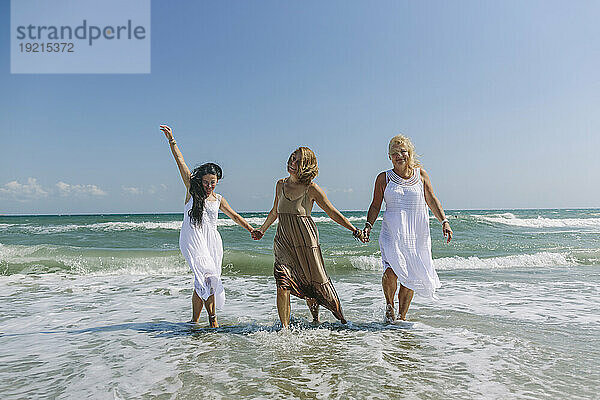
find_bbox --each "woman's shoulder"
[307,181,321,192]
[375,171,388,185]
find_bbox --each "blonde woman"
[254,147,363,328]
[363,135,453,322]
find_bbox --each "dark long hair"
[188,163,223,226]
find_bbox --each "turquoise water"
[1,209,599,398]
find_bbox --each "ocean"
[1,209,599,399]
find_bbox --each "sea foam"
[0,216,381,233]
[475,213,600,229]
[348,252,576,271]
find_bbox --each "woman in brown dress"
[253,147,363,328]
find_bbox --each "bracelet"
[364,221,373,229]
[441,218,449,225]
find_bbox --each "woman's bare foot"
[208,315,219,328]
[306,298,320,325]
[385,304,396,323]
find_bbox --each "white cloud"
[122,186,142,195]
[127,184,168,195]
[56,181,107,197]
[148,184,168,194]
[323,187,354,194]
[0,178,48,201]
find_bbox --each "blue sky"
[1,1,599,214]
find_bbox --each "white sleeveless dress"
[378,168,441,298]
[179,194,225,309]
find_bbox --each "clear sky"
[1,1,599,214]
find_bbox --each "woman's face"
[389,145,409,169]
[287,150,302,177]
[202,174,218,195]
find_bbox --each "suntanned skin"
[363,145,453,321]
[160,124,261,327]
[254,150,361,328]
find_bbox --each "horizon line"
[1,207,599,217]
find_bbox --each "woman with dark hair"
[253,147,363,328]
[160,125,259,327]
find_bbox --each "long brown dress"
[273,180,346,323]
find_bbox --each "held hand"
[352,228,364,243]
[360,232,369,243]
[159,125,174,141]
[362,225,371,243]
[442,222,453,243]
[251,229,264,240]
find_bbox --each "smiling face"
[388,134,420,171]
[389,145,409,169]
[287,150,302,177]
[202,174,218,195]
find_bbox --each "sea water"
[1,209,599,399]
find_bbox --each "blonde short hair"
[293,146,319,185]
[388,134,421,169]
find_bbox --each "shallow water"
[1,210,599,399]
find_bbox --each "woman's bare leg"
[277,287,291,328]
[306,298,320,323]
[382,267,398,321]
[397,285,414,321]
[191,290,204,323]
[204,295,218,328]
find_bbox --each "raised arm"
[421,168,453,243]
[256,179,282,238]
[160,125,191,191]
[219,196,254,233]
[310,183,361,238]
[363,172,386,242]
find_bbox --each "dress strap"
[282,178,308,202]
[385,170,391,184]
[414,168,421,183]
[282,179,292,201]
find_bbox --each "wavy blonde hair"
[388,134,421,169]
[291,146,319,185]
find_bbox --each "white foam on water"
[0,243,189,276]
[91,221,183,231]
[1,266,598,398]
[474,213,600,229]
[348,252,576,272]
[0,216,379,233]
[433,252,575,270]
[349,255,382,271]
[219,215,378,226]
